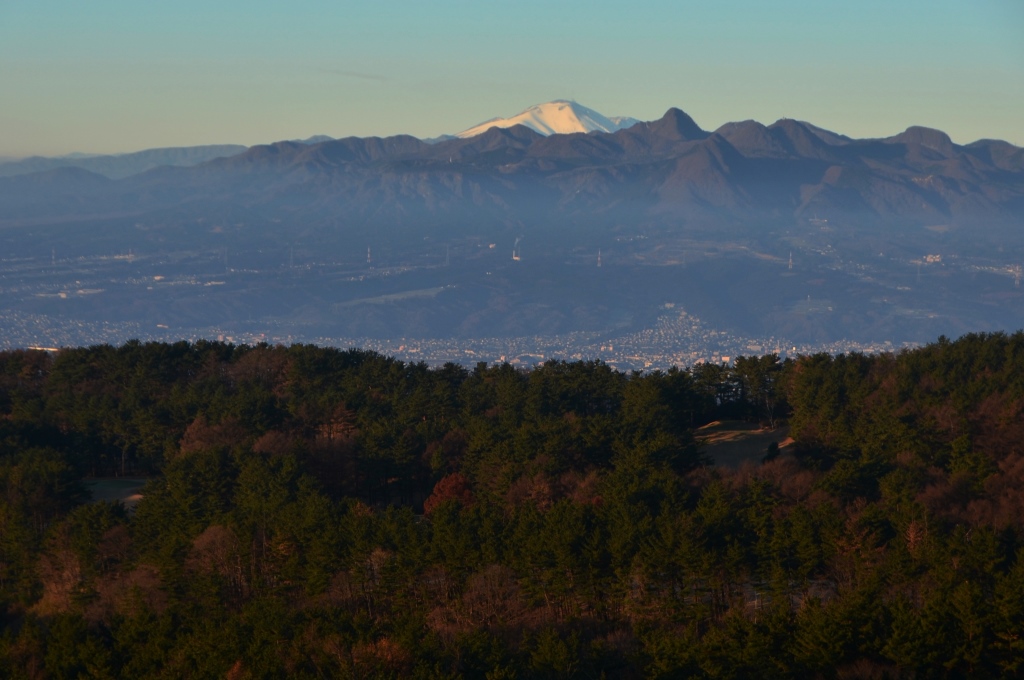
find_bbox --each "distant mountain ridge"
[0,107,1021,240]
[0,144,248,180]
[0,100,641,179]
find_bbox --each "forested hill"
[2,335,1024,677]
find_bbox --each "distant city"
[2,235,1016,369]
[0,303,910,371]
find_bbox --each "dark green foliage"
[0,335,1022,675]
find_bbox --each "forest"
[1,334,1023,678]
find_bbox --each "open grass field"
[85,478,148,508]
[696,420,793,468]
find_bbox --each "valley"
[2,220,1021,366]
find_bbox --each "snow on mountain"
[456,100,639,138]
[290,134,335,145]
[609,116,641,129]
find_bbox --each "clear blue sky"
[1,0,1022,156]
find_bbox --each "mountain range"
[0,145,248,180]
[1,102,1023,352]
[1,105,1021,239]
[0,100,637,180]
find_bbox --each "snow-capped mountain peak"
[456,100,638,138]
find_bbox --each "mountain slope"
[457,100,639,138]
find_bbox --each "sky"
[1,0,1022,157]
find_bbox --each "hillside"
[1,335,1024,675]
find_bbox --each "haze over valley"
[1,101,1023,365]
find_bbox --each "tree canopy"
[1,335,1023,677]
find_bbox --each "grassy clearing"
[696,420,793,468]
[85,478,148,507]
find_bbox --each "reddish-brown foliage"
[179,415,248,455]
[423,473,474,515]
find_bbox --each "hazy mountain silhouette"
[0,144,248,180]
[1,108,1021,240]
